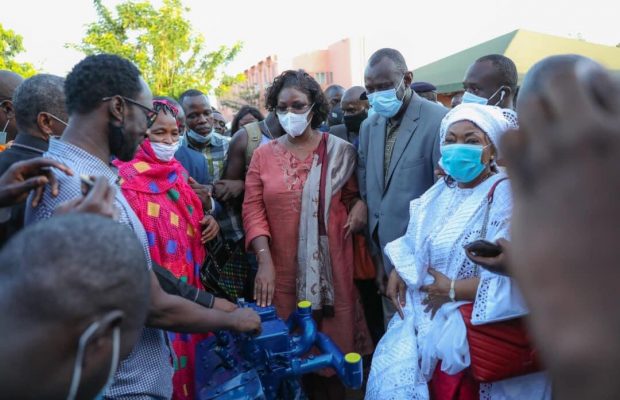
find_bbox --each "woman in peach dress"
[243,70,373,399]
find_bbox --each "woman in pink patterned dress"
[242,70,373,399]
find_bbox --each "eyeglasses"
[275,103,313,115]
[102,96,159,128]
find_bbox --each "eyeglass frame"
[102,96,159,128]
[274,103,314,115]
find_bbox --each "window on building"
[315,72,326,84]
[328,72,334,84]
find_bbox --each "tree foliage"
[70,0,244,98]
[0,23,37,77]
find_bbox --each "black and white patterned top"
[25,139,173,399]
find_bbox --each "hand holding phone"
[464,240,502,257]
[464,239,510,276]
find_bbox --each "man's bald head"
[0,213,149,329]
[518,54,598,110]
[0,70,24,141]
[0,213,150,399]
[341,86,370,134]
[341,85,369,115]
[342,86,367,104]
[0,70,24,99]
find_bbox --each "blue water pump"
[195,300,363,399]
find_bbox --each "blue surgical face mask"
[367,76,405,118]
[0,120,9,144]
[439,143,489,183]
[462,87,506,106]
[187,129,211,144]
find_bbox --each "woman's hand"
[420,268,452,318]
[344,199,368,239]
[386,269,407,319]
[465,238,510,276]
[254,258,276,307]
[200,215,220,243]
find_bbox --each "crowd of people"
[0,46,618,400]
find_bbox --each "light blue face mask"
[439,143,489,183]
[186,129,211,144]
[367,76,405,118]
[0,120,9,145]
[462,87,505,106]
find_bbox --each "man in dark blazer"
[329,86,368,147]
[357,49,448,299]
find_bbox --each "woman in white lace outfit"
[365,104,551,400]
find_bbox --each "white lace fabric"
[367,173,517,399]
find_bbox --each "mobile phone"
[80,175,95,196]
[464,240,502,258]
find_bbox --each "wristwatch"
[449,279,456,302]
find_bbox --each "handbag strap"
[479,177,509,239]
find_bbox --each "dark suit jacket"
[175,141,223,216]
[0,133,48,247]
[0,133,48,176]
[357,94,448,271]
[175,143,212,185]
[329,124,349,142]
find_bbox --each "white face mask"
[66,322,120,400]
[151,140,180,162]
[277,106,313,138]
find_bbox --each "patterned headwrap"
[153,99,181,129]
[439,103,511,157]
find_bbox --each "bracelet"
[449,279,456,302]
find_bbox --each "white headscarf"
[439,103,511,157]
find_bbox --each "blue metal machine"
[195,300,363,399]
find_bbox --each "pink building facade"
[219,55,279,117]
[292,38,367,90]
[222,37,370,118]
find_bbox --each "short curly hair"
[65,54,143,115]
[264,70,328,129]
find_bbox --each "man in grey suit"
[357,49,447,320]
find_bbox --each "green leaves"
[0,23,37,77]
[70,0,244,98]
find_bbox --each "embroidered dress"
[365,172,551,400]
[114,141,208,400]
[243,136,373,371]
